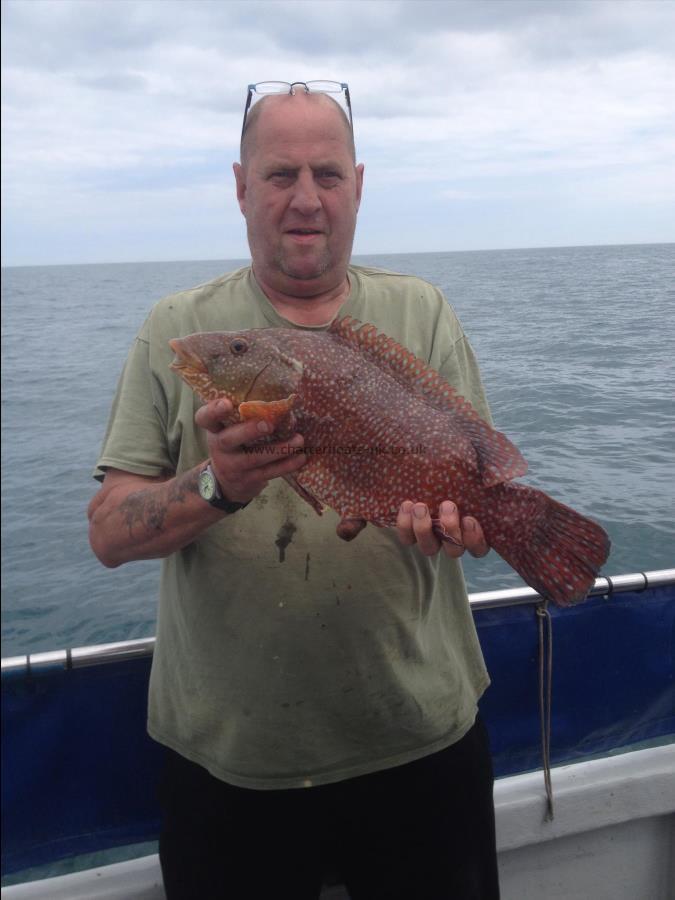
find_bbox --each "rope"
[536,601,554,820]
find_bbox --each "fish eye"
[230,338,249,355]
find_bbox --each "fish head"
[169,329,303,407]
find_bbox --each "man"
[89,82,500,899]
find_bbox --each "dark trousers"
[159,715,500,899]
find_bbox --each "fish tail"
[486,483,611,607]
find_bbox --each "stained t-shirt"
[94,265,492,789]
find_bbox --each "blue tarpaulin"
[2,585,674,875]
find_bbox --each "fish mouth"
[169,338,208,374]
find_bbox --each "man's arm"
[88,467,221,567]
[88,399,306,568]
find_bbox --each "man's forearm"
[88,465,226,568]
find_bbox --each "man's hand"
[194,398,307,505]
[396,500,489,559]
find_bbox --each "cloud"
[2,0,674,264]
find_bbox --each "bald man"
[89,84,500,899]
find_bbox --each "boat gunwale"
[3,568,674,673]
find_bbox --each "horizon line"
[2,239,673,270]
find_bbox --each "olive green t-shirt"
[95,265,492,789]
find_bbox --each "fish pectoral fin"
[284,473,324,516]
[239,395,298,432]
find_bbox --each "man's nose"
[289,172,321,215]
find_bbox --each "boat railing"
[3,567,674,673]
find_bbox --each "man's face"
[233,93,364,297]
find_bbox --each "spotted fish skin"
[170,317,610,606]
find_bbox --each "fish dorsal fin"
[329,316,527,487]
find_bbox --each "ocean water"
[2,244,674,657]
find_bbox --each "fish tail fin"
[487,484,611,607]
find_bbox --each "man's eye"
[317,171,340,184]
[270,171,293,183]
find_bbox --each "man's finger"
[232,433,305,472]
[439,500,466,559]
[239,448,307,485]
[194,398,234,433]
[410,503,441,557]
[396,500,417,546]
[462,516,490,558]
[438,501,463,544]
[213,417,273,453]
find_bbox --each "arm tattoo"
[119,469,201,539]
[168,468,200,503]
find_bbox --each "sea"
[2,244,674,658]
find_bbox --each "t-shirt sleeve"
[427,289,494,428]
[92,328,173,482]
[438,333,493,428]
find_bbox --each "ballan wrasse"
[170,317,610,606]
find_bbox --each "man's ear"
[355,163,364,212]
[233,162,246,215]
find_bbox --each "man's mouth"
[286,228,323,236]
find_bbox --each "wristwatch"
[198,463,250,514]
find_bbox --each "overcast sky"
[2,0,674,266]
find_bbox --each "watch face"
[199,469,217,502]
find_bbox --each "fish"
[169,316,610,606]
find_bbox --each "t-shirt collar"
[248,267,360,330]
